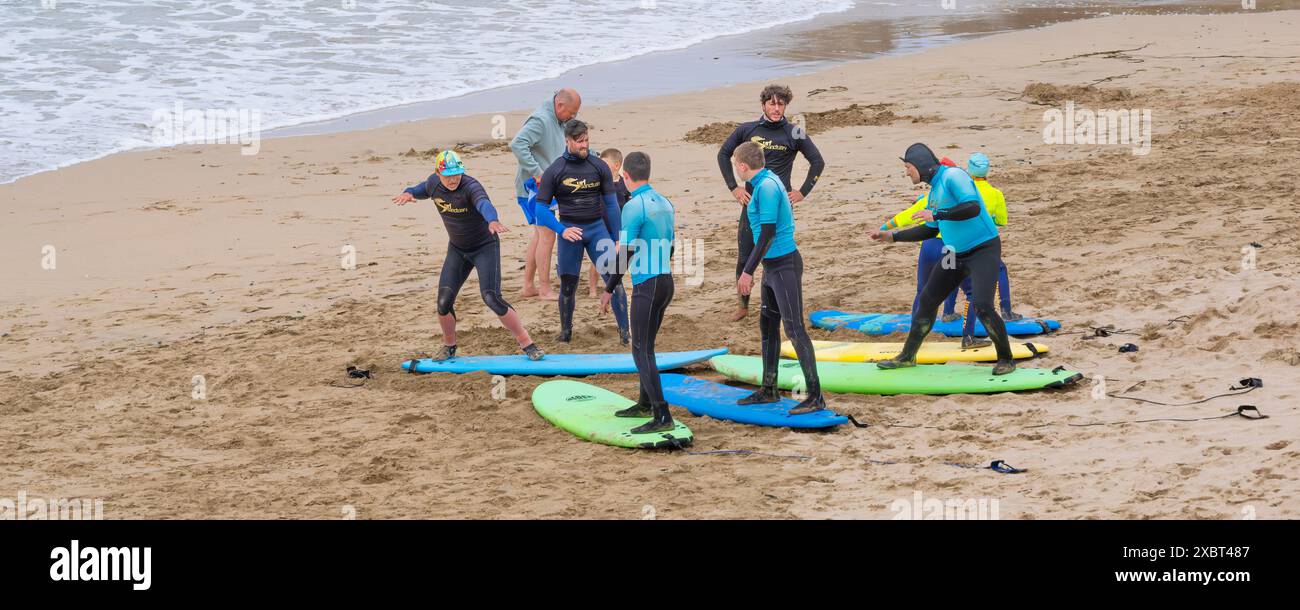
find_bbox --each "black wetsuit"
[603,183,677,428]
[717,116,825,303]
[893,231,1012,361]
[613,178,631,210]
[739,170,822,410]
[627,273,674,406]
[403,174,511,317]
[890,144,1012,363]
[753,250,820,401]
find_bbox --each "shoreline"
[2,0,1260,187]
[267,0,1257,139]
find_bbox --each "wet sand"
[1,8,1298,519]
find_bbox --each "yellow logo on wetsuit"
[750,136,789,152]
[433,198,467,214]
[561,177,600,193]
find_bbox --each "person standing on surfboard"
[868,143,1016,375]
[393,151,545,362]
[717,84,826,323]
[732,141,827,416]
[533,120,631,345]
[883,155,1003,350]
[599,152,678,433]
[881,157,957,318]
[941,152,1023,341]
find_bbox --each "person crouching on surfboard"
[599,152,677,433]
[880,156,957,319]
[940,152,1023,343]
[868,143,1015,375]
[393,151,545,362]
[732,141,827,416]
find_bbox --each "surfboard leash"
[869,459,1027,474]
[1054,325,1139,339]
[1023,405,1269,429]
[664,437,811,461]
[844,392,1271,433]
[1106,377,1263,406]
[1055,316,1191,339]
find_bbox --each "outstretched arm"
[933,199,982,221]
[891,224,940,242]
[404,181,431,199]
[533,199,566,234]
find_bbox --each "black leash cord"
[666,437,810,461]
[1108,377,1262,406]
[1024,405,1269,429]
[870,459,1026,474]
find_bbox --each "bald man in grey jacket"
[511,88,581,300]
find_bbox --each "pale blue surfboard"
[810,310,1061,337]
[402,348,727,376]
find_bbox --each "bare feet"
[729,307,749,322]
[521,286,539,298]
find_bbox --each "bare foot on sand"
[729,307,749,322]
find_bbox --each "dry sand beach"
[2,10,1298,519]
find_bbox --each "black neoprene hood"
[901,142,940,183]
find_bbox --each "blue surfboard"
[810,310,1061,337]
[660,374,848,429]
[402,348,727,376]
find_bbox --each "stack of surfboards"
[809,309,1062,337]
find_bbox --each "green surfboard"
[710,355,1082,396]
[531,380,693,449]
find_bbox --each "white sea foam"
[0,0,854,184]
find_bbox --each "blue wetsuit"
[535,151,629,339]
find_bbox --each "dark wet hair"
[564,120,589,140]
[760,84,793,105]
[623,152,651,181]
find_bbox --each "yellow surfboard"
[780,340,1048,364]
